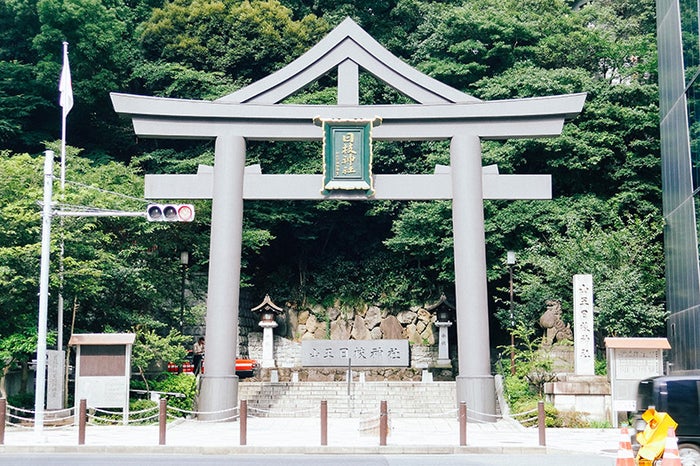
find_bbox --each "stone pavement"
[0,416,620,458]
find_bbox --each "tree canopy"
[0,0,664,374]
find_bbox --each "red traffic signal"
[146,204,195,222]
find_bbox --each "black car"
[631,375,700,465]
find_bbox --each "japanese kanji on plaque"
[316,117,381,195]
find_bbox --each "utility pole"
[34,150,54,437]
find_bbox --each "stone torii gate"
[112,18,585,419]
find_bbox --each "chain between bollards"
[379,400,388,446]
[537,400,546,446]
[459,401,467,446]
[240,400,247,446]
[320,400,327,446]
[78,399,86,445]
[159,398,167,445]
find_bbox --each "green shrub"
[151,373,196,413]
[503,373,536,405]
[511,399,560,427]
[557,409,590,428]
[7,392,34,409]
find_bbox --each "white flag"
[59,42,73,118]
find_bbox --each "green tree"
[495,208,666,338]
[0,330,56,398]
[0,0,667,353]
[138,0,328,82]
[131,326,188,390]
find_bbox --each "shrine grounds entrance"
[112,17,585,419]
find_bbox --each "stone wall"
[239,301,455,381]
[288,304,437,345]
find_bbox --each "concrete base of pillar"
[456,374,496,422]
[197,374,238,421]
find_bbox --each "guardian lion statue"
[539,299,573,344]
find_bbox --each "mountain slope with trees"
[0,0,664,381]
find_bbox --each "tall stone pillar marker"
[573,274,595,375]
[199,135,245,419]
[451,135,495,417]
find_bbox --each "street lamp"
[180,251,189,332]
[507,250,516,376]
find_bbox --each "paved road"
[0,453,615,466]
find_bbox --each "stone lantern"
[252,295,284,368]
[426,294,455,367]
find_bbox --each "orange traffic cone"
[616,427,636,466]
[661,427,681,466]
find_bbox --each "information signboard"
[605,337,670,427]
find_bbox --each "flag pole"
[55,41,73,410]
[57,41,72,354]
[59,41,71,191]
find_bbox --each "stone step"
[238,381,458,418]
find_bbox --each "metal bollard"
[459,401,467,446]
[240,400,247,446]
[0,398,6,445]
[159,398,167,445]
[320,400,327,446]
[537,400,546,446]
[78,399,87,445]
[379,400,388,446]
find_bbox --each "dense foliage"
[0,0,665,381]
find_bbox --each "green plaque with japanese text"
[317,118,381,195]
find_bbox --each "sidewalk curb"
[0,445,553,455]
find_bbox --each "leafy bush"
[511,399,561,427]
[129,399,159,424]
[557,409,591,428]
[90,399,160,425]
[151,373,196,413]
[7,392,34,410]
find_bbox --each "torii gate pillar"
[198,135,245,417]
[451,135,495,415]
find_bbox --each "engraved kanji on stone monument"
[573,274,595,375]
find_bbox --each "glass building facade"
[658,0,700,372]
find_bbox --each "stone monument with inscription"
[573,274,595,375]
[544,275,610,422]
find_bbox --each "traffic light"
[146,204,195,222]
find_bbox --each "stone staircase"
[238,381,458,418]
